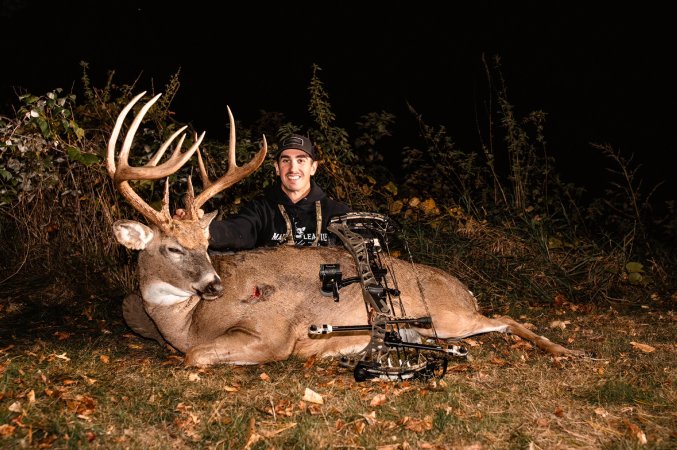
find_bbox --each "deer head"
[107,92,267,304]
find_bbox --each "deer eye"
[166,246,185,255]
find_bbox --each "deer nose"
[199,276,224,300]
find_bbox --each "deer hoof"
[184,349,205,367]
[185,348,219,367]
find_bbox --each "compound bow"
[309,212,468,382]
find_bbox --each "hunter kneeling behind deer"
[109,92,583,371]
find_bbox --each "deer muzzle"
[195,275,224,300]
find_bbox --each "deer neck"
[144,295,201,353]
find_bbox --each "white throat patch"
[142,281,193,305]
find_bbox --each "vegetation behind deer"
[0,60,674,448]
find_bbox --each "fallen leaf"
[268,399,294,417]
[303,354,317,369]
[8,401,22,413]
[306,403,322,415]
[630,341,656,353]
[243,432,261,450]
[419,198,438,215]
[65,394,97,416]
[393,385,417,396]
[554,293,568,305]
[426,379,446,391]
[554,406,564,417]
[302,388,324,404]
[259,372,270,382]
[550,320,571,330]
[401,415,432,433]
[0,345,15,354]
[99,355,110,364]
[81,375,96,385]
[447,364,472,373]
[0,424,16,437]
[361,410,377,425]
[511,340,534,350]
[54,331,72,341]
[188,372,201,382]
[258,422,297,438]
[370,393,387,406]
[50,352,70,361]
[223,385,239,392]
[624,419,648,444]
[594,407,608,417]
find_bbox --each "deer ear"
[113,220,154,250]
[199,211,218,230]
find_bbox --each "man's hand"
[173,208,187,220]
[173,208,204,220]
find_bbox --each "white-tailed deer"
[108,92,582,373]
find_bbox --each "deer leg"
[487,315,584,356]
[428,312,583,357]
[184,328,296,367]
[122,293,167,346]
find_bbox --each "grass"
[1,288,674,449]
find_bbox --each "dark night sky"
[1,1,675,204]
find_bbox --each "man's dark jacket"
[209,180,351,250]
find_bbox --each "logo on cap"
[279,134,316,159]
[282,136,305,148]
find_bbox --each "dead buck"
[108,92,583,370]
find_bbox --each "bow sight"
[309,212,468,382]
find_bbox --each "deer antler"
[188,105,267,218]
[108,91,268,226]
[107,91,205,232]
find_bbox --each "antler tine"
[195,132,212,190]
[191,106,267,212]
[107,91,206,230]
[107,91,147,179]
[147,127,187,166]
[226,106,237,169]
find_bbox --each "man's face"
[274,149,318,199]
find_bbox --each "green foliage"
[306,64,375,211]
[401,103,485,216]
[0,89,86,206]
[0,60,674,308]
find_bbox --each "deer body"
[109,92,581,368]
[119,226,575,366]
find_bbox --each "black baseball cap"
[278,134,316,160]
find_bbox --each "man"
[207,134,351,250]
